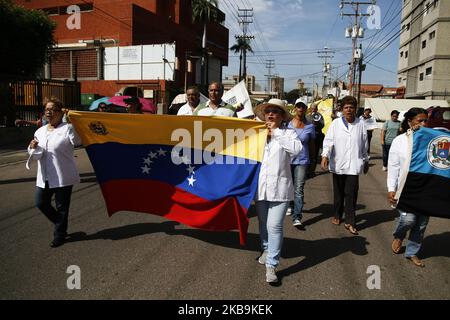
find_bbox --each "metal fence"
[0,77,81,127]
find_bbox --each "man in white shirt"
[359,106,378,155]
[193,82,236,117]
[177,86,201,115]
[321,96,369,235]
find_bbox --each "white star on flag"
[141,166,151,174]
[187,175,196,186]
[158,148,167,156]
[186,165,195,175]
[148,151,157,159]
[143,157,152,165]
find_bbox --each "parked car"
[426,106,450,130]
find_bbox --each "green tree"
[192,0,218,89]
[0,0,55,76]
[230,37,253,81]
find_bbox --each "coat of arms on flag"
[429,137,450,168]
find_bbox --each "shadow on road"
[0,172,97,185]
[302,203,366,226]
[278,236,369,281]
[66,219,370,279]
[422,232,450,258]
[356,209,395,231]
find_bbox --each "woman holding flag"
[387,108,429,267]
[254,99,302,283]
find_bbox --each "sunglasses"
[264,108,282,114]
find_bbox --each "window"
[405,51,408,58]
[406,23,410,31]
[419,73,424,81]
[429,31,436,40]
[400,51,403,58]
[422,40,427,49]
[398,77,402,83]
[426,67,432,76]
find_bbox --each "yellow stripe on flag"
[68,111,267,162]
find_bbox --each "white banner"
[223,81,254,118]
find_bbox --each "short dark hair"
[391,110,400,116]
[341,96,358,108]
[186,86,200,94]
[401,107,427,132]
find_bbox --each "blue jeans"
[256,201,289,268]
[393,210,429,258]
[35,182,73,239]
[289,164,307,221]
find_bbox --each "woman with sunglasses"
[388,108,429,267]
[27,97,81,248]
[286,99,316,228]
[254,99,302,283]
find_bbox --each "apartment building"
[397,0,450,100]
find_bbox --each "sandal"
[391,238,403,254]
[344,223,358,235]
[331,217,341,225]
[407,256,425,268]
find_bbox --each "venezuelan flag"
[396,127,450,218]
[69,111,267,245]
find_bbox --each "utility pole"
[264,59,275,94]
[237,8,254,82]
[340,1,374,102]
[317,47,335,98]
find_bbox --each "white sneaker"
[293,219,302,227]
[266,266,278,283]
[258,250,267,265]
[286,207,293,216]
[382,166,387,171]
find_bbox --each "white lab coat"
[28,123,81,188]
[387,133,408,192]
[322,117,368,175]
[256,128,302,201]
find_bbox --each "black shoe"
[50,237,65,248]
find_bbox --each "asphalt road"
[0,133,449,300]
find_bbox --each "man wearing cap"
[321,96,369,236]
[253,98,302,283]
[124,96,143,114]
[193,82,236,117]
[359,106,377,155]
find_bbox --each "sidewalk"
[0,143,29,167]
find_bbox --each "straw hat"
[254,98,292,122]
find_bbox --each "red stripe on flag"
[100,180,249,245]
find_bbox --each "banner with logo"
[223,80,254,119]
[396,127,450,218]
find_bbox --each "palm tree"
[192,0,218,88]
[230,37,253,81]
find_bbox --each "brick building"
[15,0,229,110]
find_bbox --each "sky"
[219,0,402,92]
